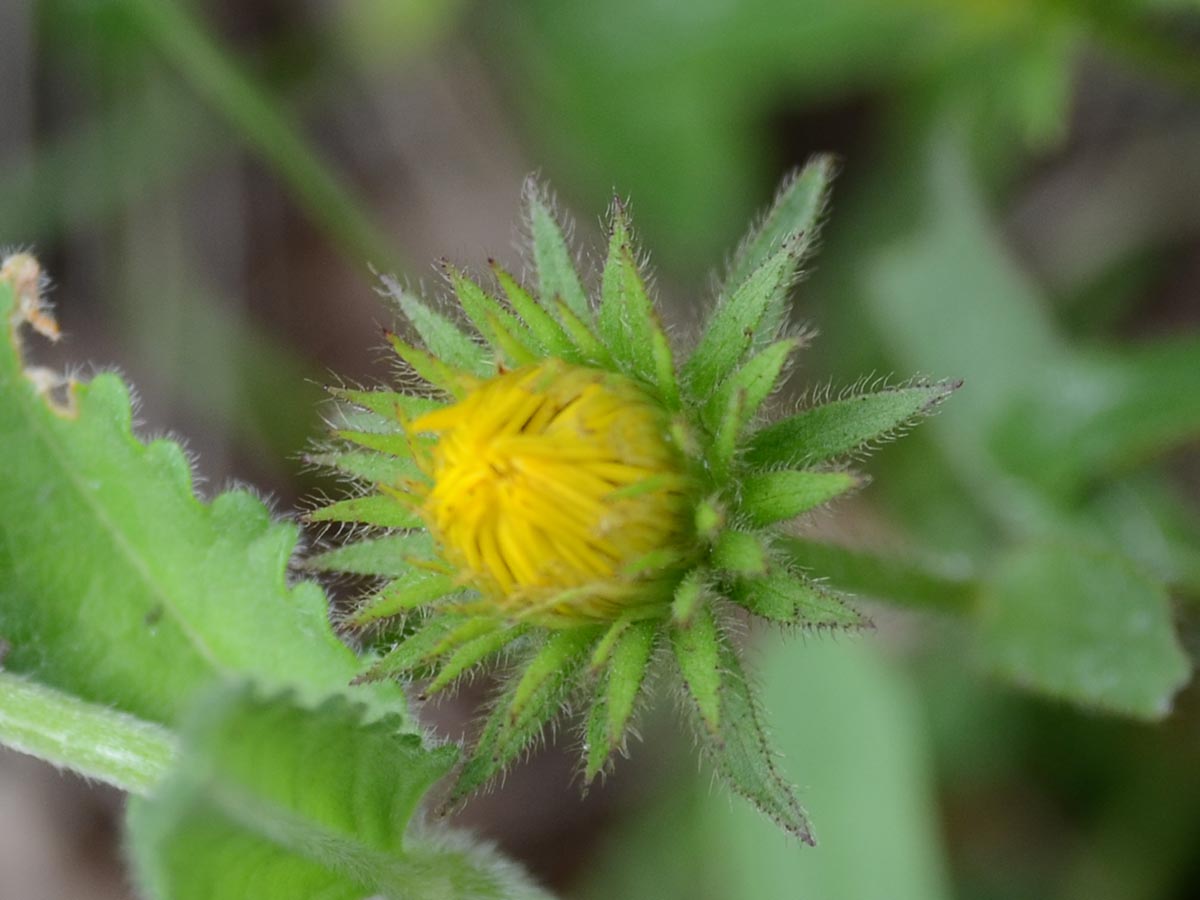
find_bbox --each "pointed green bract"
[386,332,470,397]
[335,428,416,458]
[424,625,529,697]
[723,157,833,296]
[127,687,548,900]
[351,573,459,626]
[703,644,815,845]
[526,179,590,320]
[683,237,802,401]
[302,533,436,578]
[598,200,677,403]
[327,387,442,424]
[452,628,601,801]
[731,571,868,630]
[554,297,616,366]
[447,266,542,363]
[491,261,580,361]
[739,470,861,526]
[305,449,418,485]
[306,494,421,529]
[745,381,960,468]
[706,337,796,433]
[585,619,657,779]
[359,617,463,682]
[385,276,492,376]
[712,529,769,576]
[671,606,723,735]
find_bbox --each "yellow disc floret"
[408,360,693,624]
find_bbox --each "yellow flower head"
[409,360,694,624]
[308,165,955,842]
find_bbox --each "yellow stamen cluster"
[408,361,693,624]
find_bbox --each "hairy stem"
[0,671,178,795]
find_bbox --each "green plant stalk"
[0,672,178,796]
[121,0,404,274]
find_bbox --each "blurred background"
[2,0,1200,898]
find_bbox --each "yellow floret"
[409,360,693,624]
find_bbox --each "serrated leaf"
[682,237,801,401]
[452,628,601,801]
[745,381,959,469]
[490,261,579,361]
[0,268,408,726]
[671,606,723,735]
[526,179,590,320]
[127,687,548,900]
[585,619,657,780]
[383,275,492,377]
[738,469,861,526]
[978,541,1190,719]
[730,570,868,630]
[301,533,436,578]
[705,337,796,433]
[723,156,833,297]
[306,494,422,529]
[704,643,814,844]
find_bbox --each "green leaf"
[682,238,803,402]
[554,298,617,367]
[745,381,959,469]
[301,533,436,578]
[730,570,868,630]
[723,156,833,297]
[0,264,408,726]
[703,643,814,844]
[738,469,861,526]
[526,178,591,321]
[383,275,492,376]
[585,619,658,780]
[306,493,422,529]
[978,541,1191,719]
[0,671,177,796]
[127,686,548,900]
[332,428,416,457]
[453,627,601,801]
[423,625,529,697]
[992,335,1200,496]
[671,606,723,735]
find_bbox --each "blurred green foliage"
[2,0,1199,898]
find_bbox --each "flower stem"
[0,671,178,796]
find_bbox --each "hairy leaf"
[127,687,548,900]
[585,619,658,780]
[730,570,867,630]
[978,541,1190,719]
[0,265,408,726]
[525,179,590,320]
